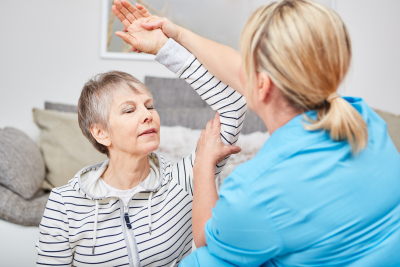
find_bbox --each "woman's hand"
[195,112,241,168]
[112,0,169,55]
[117,1,181,47]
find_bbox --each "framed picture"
[100,0,335,60]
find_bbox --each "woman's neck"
[101,152,150,190]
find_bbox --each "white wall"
[0,0,175,140]
[0,0,399,141]
[337,0,400,114]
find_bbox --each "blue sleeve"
[204,172,284,266]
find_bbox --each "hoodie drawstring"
[148,191,153,235]
[92,200,99,254]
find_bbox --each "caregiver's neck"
[101,151,150,191]
[255,84,302,136]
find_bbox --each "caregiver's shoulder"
[230,96,399,182]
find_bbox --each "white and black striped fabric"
[36,46,247,267]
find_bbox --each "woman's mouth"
[139,128,156,137]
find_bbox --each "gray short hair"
[78,71,153,156]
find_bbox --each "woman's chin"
[143,141,160,155]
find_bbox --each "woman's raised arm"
[114,0,244,95]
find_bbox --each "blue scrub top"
[180,97,400,267]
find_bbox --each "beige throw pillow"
[32,108,107,188]
[375,109,400,153]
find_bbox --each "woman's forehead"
[112,86,153,105]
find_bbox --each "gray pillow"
[145,76,267,133]
[0,127,45,199]
[0,185,49,226]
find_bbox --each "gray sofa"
[0,77,267,228]
[1,77,399,228]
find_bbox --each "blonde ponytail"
[241,0,368,153]
[304,95,368,154]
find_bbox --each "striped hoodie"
[36,39,247,267]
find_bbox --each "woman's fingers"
[136,3,152,17]
[121,0,144,20]
[112,5,131,29]
[115,31,138,48]
[113,0,136,23]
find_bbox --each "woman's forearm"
[192,160,219,248]
[176,26,244,95]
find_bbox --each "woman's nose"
[142,107,153,123]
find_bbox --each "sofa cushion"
[144,76,267,133]
[0,127,45,199]
[33,108,107,188]
[375,109,400,152]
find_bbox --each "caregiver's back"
[185,0,400,266]
[226,99,400,266]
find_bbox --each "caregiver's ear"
[90,124,111,147]
[256,72,272,102]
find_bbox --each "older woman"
[35,13,246,267]
[116,0,400,266]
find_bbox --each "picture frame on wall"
[100,0,335,61]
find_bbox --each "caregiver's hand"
[112,0,168,55]
[196,112,241,167]
[192,112,241,248]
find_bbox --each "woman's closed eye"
[123,107,135,114]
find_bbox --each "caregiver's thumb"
[217,145,241,164]
[224,145,241,155]
[141,17,180,41]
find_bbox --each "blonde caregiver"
[118,0,400,266]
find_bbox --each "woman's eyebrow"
[144,98,154,104]
[118,100,136,108]
[118,97,153,108]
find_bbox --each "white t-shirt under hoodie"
[98,159,160,208]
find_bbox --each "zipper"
[120,202,134,267]
[123,203,141,267]
[124,205,132,229]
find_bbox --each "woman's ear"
[90,124,111,147]
[256,72,272,102]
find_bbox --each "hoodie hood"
[68,152,164,201]
[68,153,165,253]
